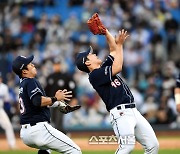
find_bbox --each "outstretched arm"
[87,13,117,53]
[87,13,117,54]
[111,29,129,76]
[86,14,128,75]
[105,29,117,53]
[32,89,72,107]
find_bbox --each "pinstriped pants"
[0,108,16,149]
[20,122,81,154]
[110,105,159,154]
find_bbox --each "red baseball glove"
[87,13,106,35]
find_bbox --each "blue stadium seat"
[21,32,33,46]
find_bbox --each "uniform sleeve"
[101,55,114,67]
[176,74,180,88]
[89,66,113,86]
[27,79,44,100]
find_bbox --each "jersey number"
[111,79,121,88]
[19,97,25,114]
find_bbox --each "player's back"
[19,78,50,125]
[89,55,134,111]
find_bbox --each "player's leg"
[20,122,81,153]
[134,108,159,154]
[0,109,16,149]
[40,123,81,154]
[110,108,136,154]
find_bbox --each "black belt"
[23,121,49,127]
[21,123,36,129]
[117,103,135,110]
[30,123,37,126]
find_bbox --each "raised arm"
[87,13,117,53]
[111,29,129,76]
[86,14,129,75]
[105,29,117,53]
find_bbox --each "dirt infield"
[0,137,180,151]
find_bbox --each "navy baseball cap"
[53,57,62,64]
[76,46,94,73]
[12,55,34,76]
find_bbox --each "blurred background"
[0,0,179,149]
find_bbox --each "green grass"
[132,149,180,154]
[0,149,180,154]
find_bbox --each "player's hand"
[55,89,72,101]
[115,29,129,45]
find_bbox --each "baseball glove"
[87,13,106,35]
[58,101,81,114]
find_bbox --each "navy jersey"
[19,78,50,125]
[176,73,180,88]
[89,55,134,111]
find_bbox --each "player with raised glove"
[51,100,81,114]
[87,13,106,35]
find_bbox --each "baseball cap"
[52,57,62,64]
[12,55,34,76]
[75,46,94,73]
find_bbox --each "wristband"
[51,97,57,104]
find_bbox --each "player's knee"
[126,144,135,153]
[145,139,159,154]
[35,142,43,147]
[152,140,159,152]
[116,144,135,154]
[72,145,82,154]
[69,148,82,154]
[35,140,45,147]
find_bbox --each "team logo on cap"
[20,64,25,70]
[20,56,27,58]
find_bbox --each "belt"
[30,121,50,126]
[21,121,49,129]
[117,103,135,110]
[30,123,37,126]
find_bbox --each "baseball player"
[12,55,81,154]
[0,72,16,149]
[175,73,180,113]
[76,13,159,154]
